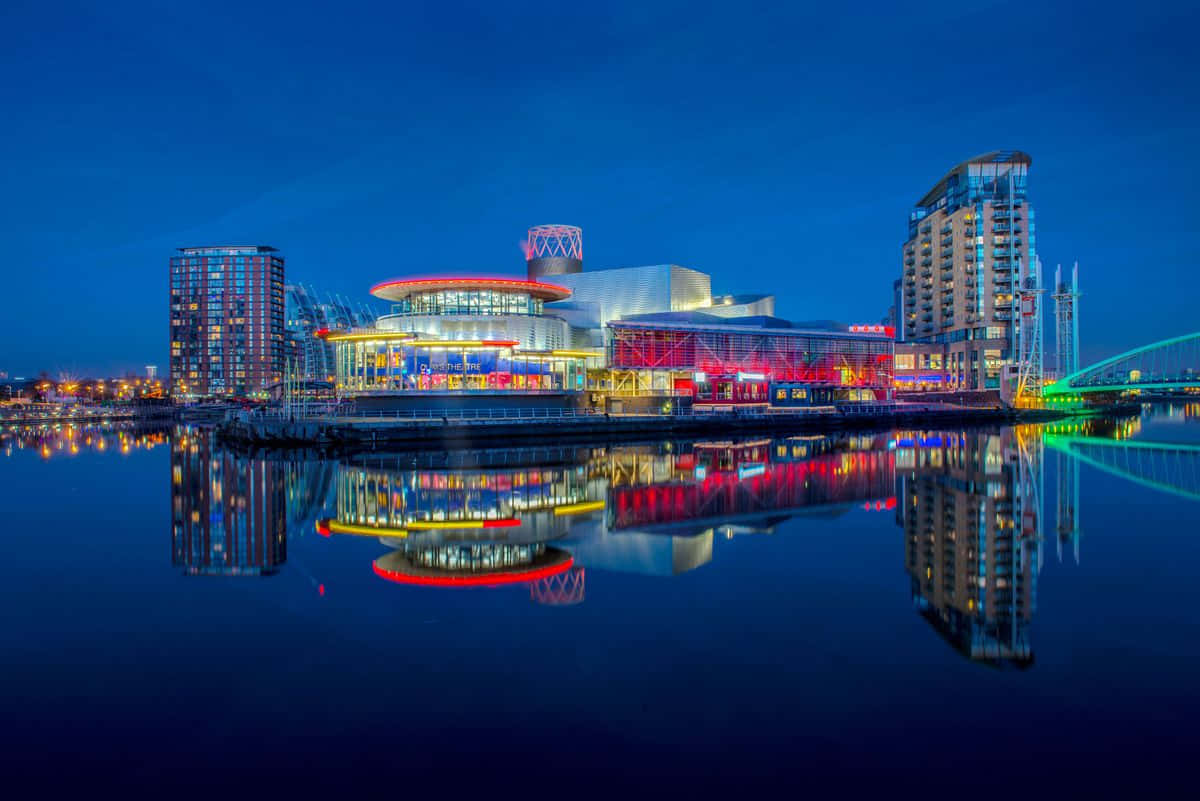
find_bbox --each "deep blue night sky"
[2,0,1197,376]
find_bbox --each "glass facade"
[388,288,545,317]
[608,322,894,388]
[285,284,378,382]
[332,336,588,393]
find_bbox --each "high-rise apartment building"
[896,152,1035,391]
[169,246,285,397]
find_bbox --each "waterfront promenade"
[0,403,173,427]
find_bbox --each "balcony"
[921,257,933,267]
[921,303,933,311]
[994,311,1013,321]
[940,248,954,259]
[905,256,915,266]
[921,292,933,300]
[940,236,953,248]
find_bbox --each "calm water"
[2,404,1199,792]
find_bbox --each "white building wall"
[706,295,776,318]
[553,264,712,328]
[375,313,569,351]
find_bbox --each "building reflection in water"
[171,429,289,576]
[318,434,897,601]
[895,427,1044,667]
[169,428,336,578]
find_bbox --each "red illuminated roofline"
[370,277,571,302]
[372,554,573,588]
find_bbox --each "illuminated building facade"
[325,278,593,394]
[326,331,590,393]
[171,433,287,576]
[606,314,894,406]
[312,225,862,404]
[169,246,285,398]
[548,265,774,350]
[896,429,1039,665]
[897,152,1035,391]
[373,278,570,350]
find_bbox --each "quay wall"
[216,407,1068,452]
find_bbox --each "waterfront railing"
[241,404,874,424]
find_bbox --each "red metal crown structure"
[529,567,586,606]
[527,225,582,261]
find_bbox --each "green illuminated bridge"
[1045,332,1200,397]
[1045,434,1200,502]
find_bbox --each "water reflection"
[894,426,1043,667]
[0,422,166,458]
[168,428,335,577]
[891,405,1200,668]
[171,432,289,576]
[317,435,897,598]
[42,404,1191,667]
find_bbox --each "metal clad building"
[552,264,713,329]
